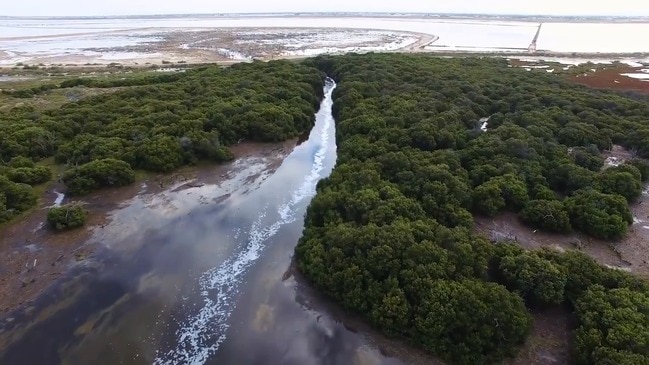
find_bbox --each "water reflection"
[0,79,406,365]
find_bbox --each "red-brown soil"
[570,66,649,94]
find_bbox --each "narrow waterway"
[0,79,407,365]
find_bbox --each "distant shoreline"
[2,16,649,66]
[2,13,649,23]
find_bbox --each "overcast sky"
[3,0,648,17]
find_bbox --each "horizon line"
[2,12,648,19]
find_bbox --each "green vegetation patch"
[296,54,649,365]
[47,204,87,230]
[62,158,136,196]
[0,60,325,221]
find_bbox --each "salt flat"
[1,15,649,65]
[538,22,649,53]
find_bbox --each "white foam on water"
[479,116,490,132]
[31,221,44,233]
[53,191,65,207]
[154,81,336,365]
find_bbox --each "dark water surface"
[0,80,405,365]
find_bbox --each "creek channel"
[0,79,408,365]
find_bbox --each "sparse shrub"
[498,252,567,307]
[564,189,632,240]
[7,166,52,185]
[627,159,649,182]
[520,199,571,233]
[63,158,135,195]
[47,204,87,230]
[8,156,34,168]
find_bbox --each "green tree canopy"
[596,165,644,202]
[520,199,571,233]
[564,189,632,240]
[63,158,135,195]
[574,286,649,365]
[413,280,532,365]
[47,204,87,230]
[497,252,567,307]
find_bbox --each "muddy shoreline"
[283,260,446,365]
[0,139,297,316]
[0,81,356,365]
